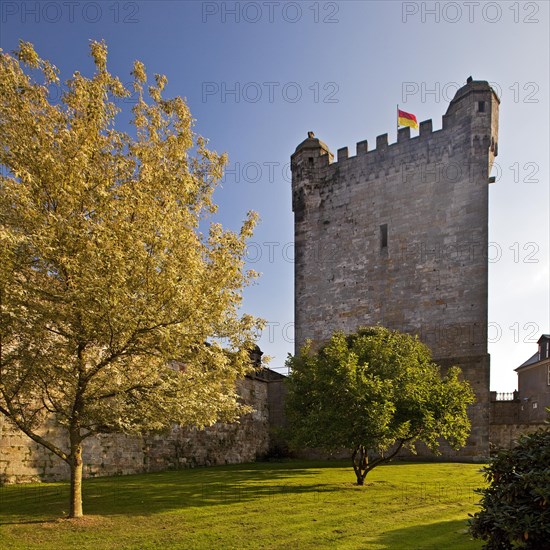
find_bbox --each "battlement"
[329,118,439,164]
[330,119,439,168]
[291,78,499,184]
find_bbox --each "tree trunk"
[352,445,369,486]
[69,435,83,518]
[352,439,409,486]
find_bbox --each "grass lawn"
[0,460,485,549]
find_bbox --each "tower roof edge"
[448,78,501,109]
[294,132,331,155]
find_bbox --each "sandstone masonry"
[0,374,285,484]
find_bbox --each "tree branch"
[366,435,417,474]
[83,314,190,382]
[91,380,163,401]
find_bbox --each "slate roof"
[515,351,540,371]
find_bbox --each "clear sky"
[1,0,548,390]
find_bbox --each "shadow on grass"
[0,460,347,522]
[0,460,482,528]
[374,518,481,550]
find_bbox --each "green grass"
[0,460,484,549]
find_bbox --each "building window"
[478,101,486,112]
[308,157,314,167]
[547,365,550,386]
[380,224,388,249]
[533,402,538,409]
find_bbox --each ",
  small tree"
[469,429,550,549]
[0,41,263,517]
[285,327,475,485]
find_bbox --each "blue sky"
[1,1,548,390]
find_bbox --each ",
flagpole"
[396,103,399,138]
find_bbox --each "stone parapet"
[0,376,271,484]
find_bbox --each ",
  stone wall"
[489,423,546,452]
[437,355,490,459]
[291,79,499,458]
[0,376,270,484]
[0,415,147,483]
[489,395,547,453]
[490,400,521,425]
[142,377,269,472]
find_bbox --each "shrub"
[469,429,550,549]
